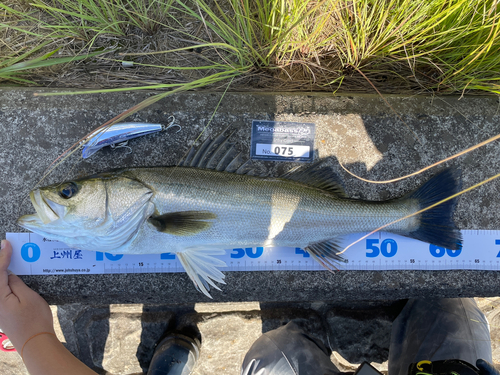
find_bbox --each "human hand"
[0,240,55,350]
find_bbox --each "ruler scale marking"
[6,230,500,275]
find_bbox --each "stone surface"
[2,89,500,374]
[1,299,499,374]
[478,297,500,363]
[1,89,500,303]
[13,270,500,305]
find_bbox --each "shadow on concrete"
[58,305,111,375]
[57,304,201,374]
[259,300,408,369]
[323,300,408,366]
[136,304,200,374]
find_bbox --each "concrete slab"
[1,89,500,303]
[0,299,499,374]
[1,88,500,374]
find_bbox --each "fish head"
[28,179,105,228]
[18,173,154,251]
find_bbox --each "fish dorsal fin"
[281,162,347,197]
[148,211,217,236]
[178,130,257,174]
[193,131,232,168]
[304,238,348,271]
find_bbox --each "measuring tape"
[6,230,500,276]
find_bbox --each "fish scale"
[125,167,421,253]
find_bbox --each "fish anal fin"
[148,211,217,236]
[282,162,347,197]
[177,249,227,298]
[305,238,348,271]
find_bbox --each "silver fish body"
[125,167,420,252]
[18,136,462,297]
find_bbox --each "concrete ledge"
[2,89,500,304]
[18,270,500,305]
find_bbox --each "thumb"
[0,241,13,298]
[0,240,12,272]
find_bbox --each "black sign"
[250,120,315,163]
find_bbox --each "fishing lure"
[82,117,181,159]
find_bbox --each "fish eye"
[58,182,78,199]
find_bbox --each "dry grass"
[1,0,500,95]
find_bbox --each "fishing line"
[174,76,235,169]
[336,170,500,256]
[35,70,240,190]
[347,62,497,185]
[339,131,500,184]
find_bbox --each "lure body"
[82,122,164,159]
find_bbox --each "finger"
[0,240,12,272]
[0,241,13,298]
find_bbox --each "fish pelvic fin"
[404,167,463,250]
[176,249,226,298]
[148,211,217,236]
[305,238,348,271]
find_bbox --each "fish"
[81,120,181,159]
[18,132,462,298]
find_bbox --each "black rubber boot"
[147,332,200,375]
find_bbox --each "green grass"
[0,41,105,84]
[1,0,500,95]
[26,0,176,39]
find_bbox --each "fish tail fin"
[404,167,462,250]
[177,249,226,298]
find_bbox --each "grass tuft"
[0,0,499,95]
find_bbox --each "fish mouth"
[27,189,66,225]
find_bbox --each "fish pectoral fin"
[176,248,226,299]
[148,211,217,236]
[305,238,348,271]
